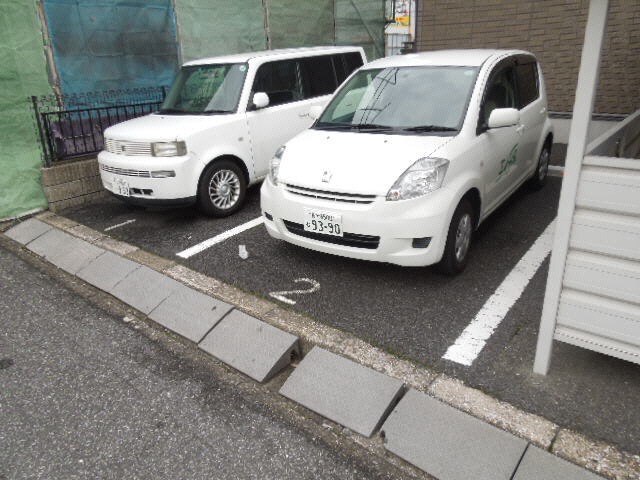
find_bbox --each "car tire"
[528,142,551,190]
[437,199,474,275]
[197,160,247,217]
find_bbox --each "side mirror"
[253,92,270,110]
[487,108,519,129]
[309,105,323,120]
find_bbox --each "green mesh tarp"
[175,0,382,64]
[0,1,51,220]
[42,0,180,94]
[336,0,385,60]
[174,0,266,63]
[266,0,335,49]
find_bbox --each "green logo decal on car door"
[498,144,519,177]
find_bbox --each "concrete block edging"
[2,212,637,480]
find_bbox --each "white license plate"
[114,178,130,197]
[304,209,343,237]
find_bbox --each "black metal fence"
[32,86,167,166]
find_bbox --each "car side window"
[334,52,364,85]
[333,55,348,85]
[480,65,517,129]
[252,60,302,108]
[515,62,539,108]
[344,52,364,75]
[299,55,337,99]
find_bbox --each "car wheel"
[197,160,246,217]
[528,142,551,190]
[437,199,474,275]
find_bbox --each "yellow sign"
[395,15,410,26]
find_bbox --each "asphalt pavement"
[59,174,640,454]
[0,245,404,479]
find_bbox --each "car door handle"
[298,113,309,118]
[516,125,525,135]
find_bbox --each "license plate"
[304,209,343,237]
[114,178,130,197]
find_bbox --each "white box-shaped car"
[98,46,366,216]
[261,49,553,274]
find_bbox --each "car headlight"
[269,145,285,185]
[386,157,449,201]
[151,141,187,157]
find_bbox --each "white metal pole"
[533,0,609,375]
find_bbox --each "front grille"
[285,184,376,204]
[104,138,152,156]
[283,220,380,249]
[100,164,151,177]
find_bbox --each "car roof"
[363,49,531,69]
[183,46,364,67]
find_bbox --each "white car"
[260,49,553,274]
[98,46,366,216]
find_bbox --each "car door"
[478,61,521,214]
[245,59,313,178]
[513,56,546,183]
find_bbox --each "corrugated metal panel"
[534,6,640,373]
[554,325,640,365]
[570,209,640,261]
[557,151,640,367]
[557,290,640,346]
[564,251,640,304]
[576,166,640,215]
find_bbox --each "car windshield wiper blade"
[402,125,457,132]
[158,108,189,115]
[352,123,393,131]
[314,122,352,130]
[203,109,232,114]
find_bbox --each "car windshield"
[315,66,479,133]
[159,63,248,115]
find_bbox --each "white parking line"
[104,219,136,231]
[176,217,264,259]
[442,219,556,366]
[548,165,564,177]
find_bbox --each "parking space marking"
[269,278,320,305]
[442,219,556,366]
[548,165,564,177]
[176,217,264,259]
[104,219,136,231]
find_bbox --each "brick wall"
[415,0,640,115]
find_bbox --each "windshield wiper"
[158,108,189,115]
[314,122,352,130]
[314,122,392,131]
[352,123,393,131]
[402,125,457,132]
[203,109,232,114]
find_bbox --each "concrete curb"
[4,211,638,480]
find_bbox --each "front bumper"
[260,180,454,267]
[98,150,199,202]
